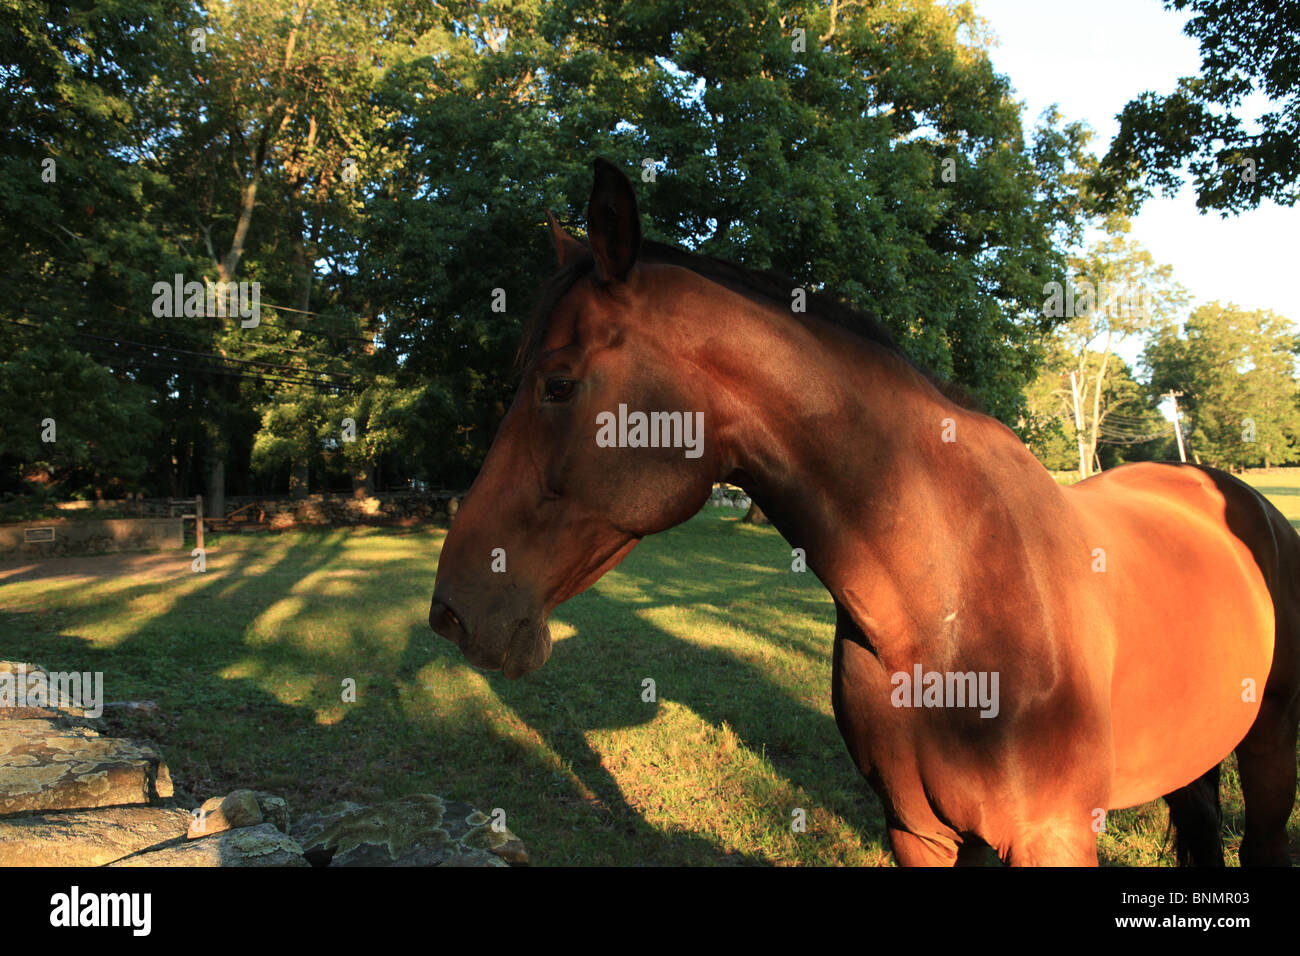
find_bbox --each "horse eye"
[543,378,576,403]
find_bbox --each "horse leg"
[955,836,991,866]
[1162,763,1224,866]
[888,828,959,867]
[1235,691,1300,866]
[1236,552,1300,867]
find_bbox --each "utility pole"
[1165,391,1187,463]
[1070,371,1089,479]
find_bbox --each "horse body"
[431,159,1300,865]
[1072,466,1278,807]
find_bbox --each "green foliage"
[1022,344,1167,472]
[1022,228,1185,474]
[1096,0,1300,214]
[2,0,1106,496]
[0,328,158,495]
[1145,302,1300,469]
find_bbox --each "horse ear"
[545,210,586,267]
[587,158,640,283]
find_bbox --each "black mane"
[516,235,978,410]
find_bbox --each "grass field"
[1241,468,1300,526]
[2,471,1299,865]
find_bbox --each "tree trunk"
[290,460,309,499]
[1086,332,1113,476]
[351,463,374,498]
[163,447,179,498]
[207,457,226,520]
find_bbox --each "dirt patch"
[0,551,199,585]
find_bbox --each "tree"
[1096,0,1300,214]
[1144,303,1300,469]
[1022,341,1169,474]
[0,331,157,496]
[1,0,1102,500]
[0,0,195,496]
[367,0,1097,447]
[1039,227,1187,476]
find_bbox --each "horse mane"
[517,235,982,412]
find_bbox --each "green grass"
[0,515,884,865]
[2,477,1298,866]
[1241,467,1300,527]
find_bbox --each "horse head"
[429,159,723,677]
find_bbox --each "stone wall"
[221,491,459,529]
[0,517,183,561]
[0,661,526,867]
[19,492,461,527]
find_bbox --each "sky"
[976,0,1297,328]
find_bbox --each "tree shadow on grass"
[0,532,353,798]
[393,554,888,865]
[2,519,885,865]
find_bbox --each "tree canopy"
[0,0,1138,502]
[1097,0,1300,214]
[1144,302,1300,469]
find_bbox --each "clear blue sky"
[976,0,1297,325]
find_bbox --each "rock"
[439,853,508,867]
[0,719,172,815]
[269,512,295,530]
[254,791,290,833]
[104,701,159,714]
[0,660,48,676]
[291,794,527,867]
[0,806,192,866]
[2,707,101,731]
[110,822,309,867]
[0,661,101,728]
[187,789,263,839]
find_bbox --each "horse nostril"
[429,599,468,646]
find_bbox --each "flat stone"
[0,662,103,729]
[110,822,309,867]
[291,794,527,867]
[0,806,192,866]
[0,719,172,815]
[1,707,101,730]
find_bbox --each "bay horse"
[430,158,1300,866]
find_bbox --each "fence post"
[195,494,204,552]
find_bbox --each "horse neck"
[703,294,1056,660]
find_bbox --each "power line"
[4,322,357,391]
[2,293,372,358]
[3,274,379,345]
[1096,422,1169,436]
[2,317,354,382]
[70,313,342,359]
[1100,412,1164,425]
[74,351,358,391]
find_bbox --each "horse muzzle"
[429,596,553,679]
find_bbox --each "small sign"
[24,527,55,543]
